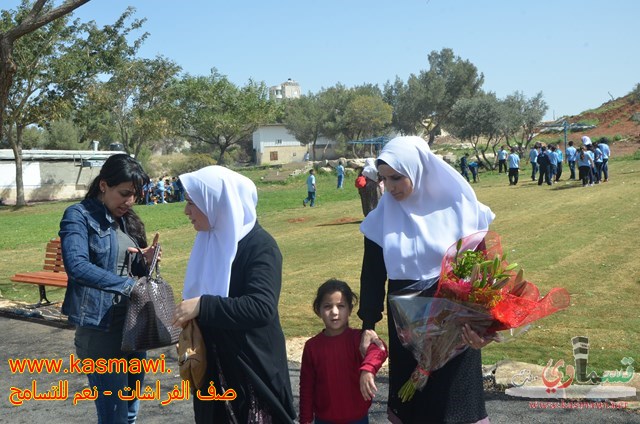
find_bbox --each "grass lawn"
[1,158,639,371]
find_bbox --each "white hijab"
[362,158,378,181]
[180,166,257,299]
[360,136,495,281]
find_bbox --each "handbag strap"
[126,243,162,278]
[149,243,161,276]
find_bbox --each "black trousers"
[538,165,552,185]
[508,168,519,185]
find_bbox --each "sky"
[6,0,640,121]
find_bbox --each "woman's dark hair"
[86,154,150,247]
[312,279,358,315]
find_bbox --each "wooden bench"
[11,238,68,307]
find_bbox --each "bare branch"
[5,0,91,42]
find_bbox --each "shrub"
[577,119,599,126]
[170,154,217,176]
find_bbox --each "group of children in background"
[528,136,610,187]
[141,176,185,205]
[459,136,611,188]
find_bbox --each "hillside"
[435,94,640,157]
[539,94,640,155]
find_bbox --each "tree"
[343,95,392,157]
[171,70,277,164]
[45,118,82,149]
[1,0,90,206]
[313,83,391,157]
[283,93,324,161]
[448,92,505,169]
[502,91,548,151]
[82,56,181,157]
[315,83,353,153]
[393,48,484,145]
[0,0,91,138]
[1,1,146,205]
[383,76,417,135]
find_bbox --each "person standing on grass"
[566,140,577,180]
[508,147,520,185]
[357,158,384,217]
[497,145,508,174]
[460,153,470,182]
[548,144,559,183]
[537,145,552,186]
[598,138,611,182]
[555,145,564,181]
[299,279,387,424]
[336,161,345,189]
[592,142,603,184]
[303,169,317,207]
[577,146,595,187]
[155,178,166,203]
[529,143,540,181]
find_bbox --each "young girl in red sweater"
[299,279,387,424]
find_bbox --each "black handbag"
[121,245,181,352]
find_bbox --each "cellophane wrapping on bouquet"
[388,231,570,402]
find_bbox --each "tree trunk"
[10,125,26,206]
[428,130,436,147]
[217,144,228,164]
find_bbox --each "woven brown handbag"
[121,245,181,352]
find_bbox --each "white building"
[0,149,121,205]
[252,124,338,165]
[269,78,301,101]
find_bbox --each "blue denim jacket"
[59,197,143,330]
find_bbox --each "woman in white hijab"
[173,166,295,424]
[358,136,495,424]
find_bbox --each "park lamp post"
[563,120,568,154]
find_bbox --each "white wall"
[253,125,302,152]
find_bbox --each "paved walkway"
[1,312,638,423]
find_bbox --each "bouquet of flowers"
[389,231,570,402]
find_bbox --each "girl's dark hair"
[312,279,358,315]
[86,154,150,247]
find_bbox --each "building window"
[270,151,278,161]
[275,139,282,145]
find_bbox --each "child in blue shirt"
[507,148,520,185]
[303,169,317,207]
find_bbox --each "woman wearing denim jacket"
[59,154,158,424]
